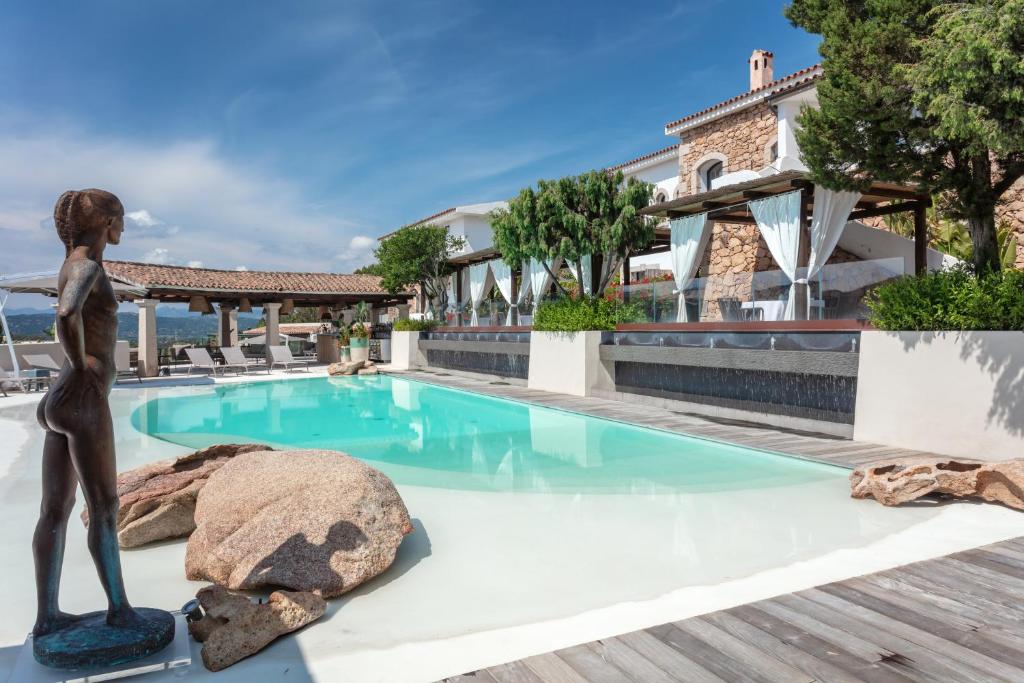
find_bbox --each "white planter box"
[527,331,615,397]
[390,331,423,370]
[854,330,1024,461]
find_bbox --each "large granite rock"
[851,458,1024,510]
[185,449,413,597]
[327,360,364,376]
[188,585,325,672]
[82,443,272,548]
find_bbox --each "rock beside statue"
[851,458,1024,510]
[185,449,413,597]
[188,585,325,671]
[328,359,364,375]
[82,443,273,548]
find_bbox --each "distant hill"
[2,312,263,344]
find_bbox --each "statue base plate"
[14,610,187,681]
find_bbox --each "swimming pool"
[5,373,1024,681]
[132,374,842,493]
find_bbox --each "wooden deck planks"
[439,540,1024,683]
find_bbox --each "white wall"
[624,157,680,202]
[775,89,817,172]
[838,221,959,274]
[855,331,1024,461]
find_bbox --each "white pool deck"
[2,368,1023,683]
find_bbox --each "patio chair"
[185,348,246,376]
[717,297,744,322]
[115,352,142,383]
[268,345,315,372]
[221,346,267,374]
[22,354,62,391]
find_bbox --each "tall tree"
[491,169,654,296]
[786,0,1024,271]
[374,224,465,316]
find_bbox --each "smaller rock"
[188,585,325,672]
[327,360,364,376]
[357,366,379,375]
[851,458,1024,510]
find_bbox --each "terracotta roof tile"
[664,65,822,133]
[104,261,398,296]
[606,144,680,172]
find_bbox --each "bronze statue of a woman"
[32,190,173,669]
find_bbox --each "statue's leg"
[32,429,80,636]
[66,403,140,627]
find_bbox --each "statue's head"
[53,189,124,256]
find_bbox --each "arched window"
[654,191,667,204]
[698,160,724,192]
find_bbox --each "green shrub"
[533,296,644,332]
[866,266,1024,331]
[393,318,439,332]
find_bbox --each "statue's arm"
[56,260,102,372]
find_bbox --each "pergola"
[638,170,930,270]
[1,261,413,377]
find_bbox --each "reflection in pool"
[132,375,842,494]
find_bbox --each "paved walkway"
[390,370,1024,683]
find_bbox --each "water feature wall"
[419,331,530,379]
[604,331,861,425]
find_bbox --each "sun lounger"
[221,346,267,374]
[185,348,245,376]
[22,354,62,391]
[268,345,315,372]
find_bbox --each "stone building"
[383,48,1020,324]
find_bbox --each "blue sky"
[1,0,819,307]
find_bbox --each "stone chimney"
[749,49,774,91]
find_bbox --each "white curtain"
[572,254,593,296]
[490,259,515,326]
[468,262,492,326]
[807,186,861,279]
[749,190,803,320]
[669,212,712,322]
[528,257,562,313]
[445,272,457,315]
[515,260,531,320]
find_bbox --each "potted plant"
[350,301,371,363]
[337,323,352,361]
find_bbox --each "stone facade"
[678,102,778,196]
[677,100,863,320]
[998,178,1024,268]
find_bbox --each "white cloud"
[234,265,248,271]
[186,260,204,268]
[0,127,370,278]
[334,234,377,268]
[141,248,172,265]
[126,209,159,227]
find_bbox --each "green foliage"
[393,318,439,332]
[374,224,465,314]
[887,206,1019,268]
[866,266,1024,330]
[533,296,645,332]
[491,170,655,296]
[354,263,385,276]
[337,323,350,346]
[785,0,1024,272]
[280,307,324,324]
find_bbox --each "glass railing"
[445,257,905,326]
[611,257,905,324]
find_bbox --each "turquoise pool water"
[131,375,843,493]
